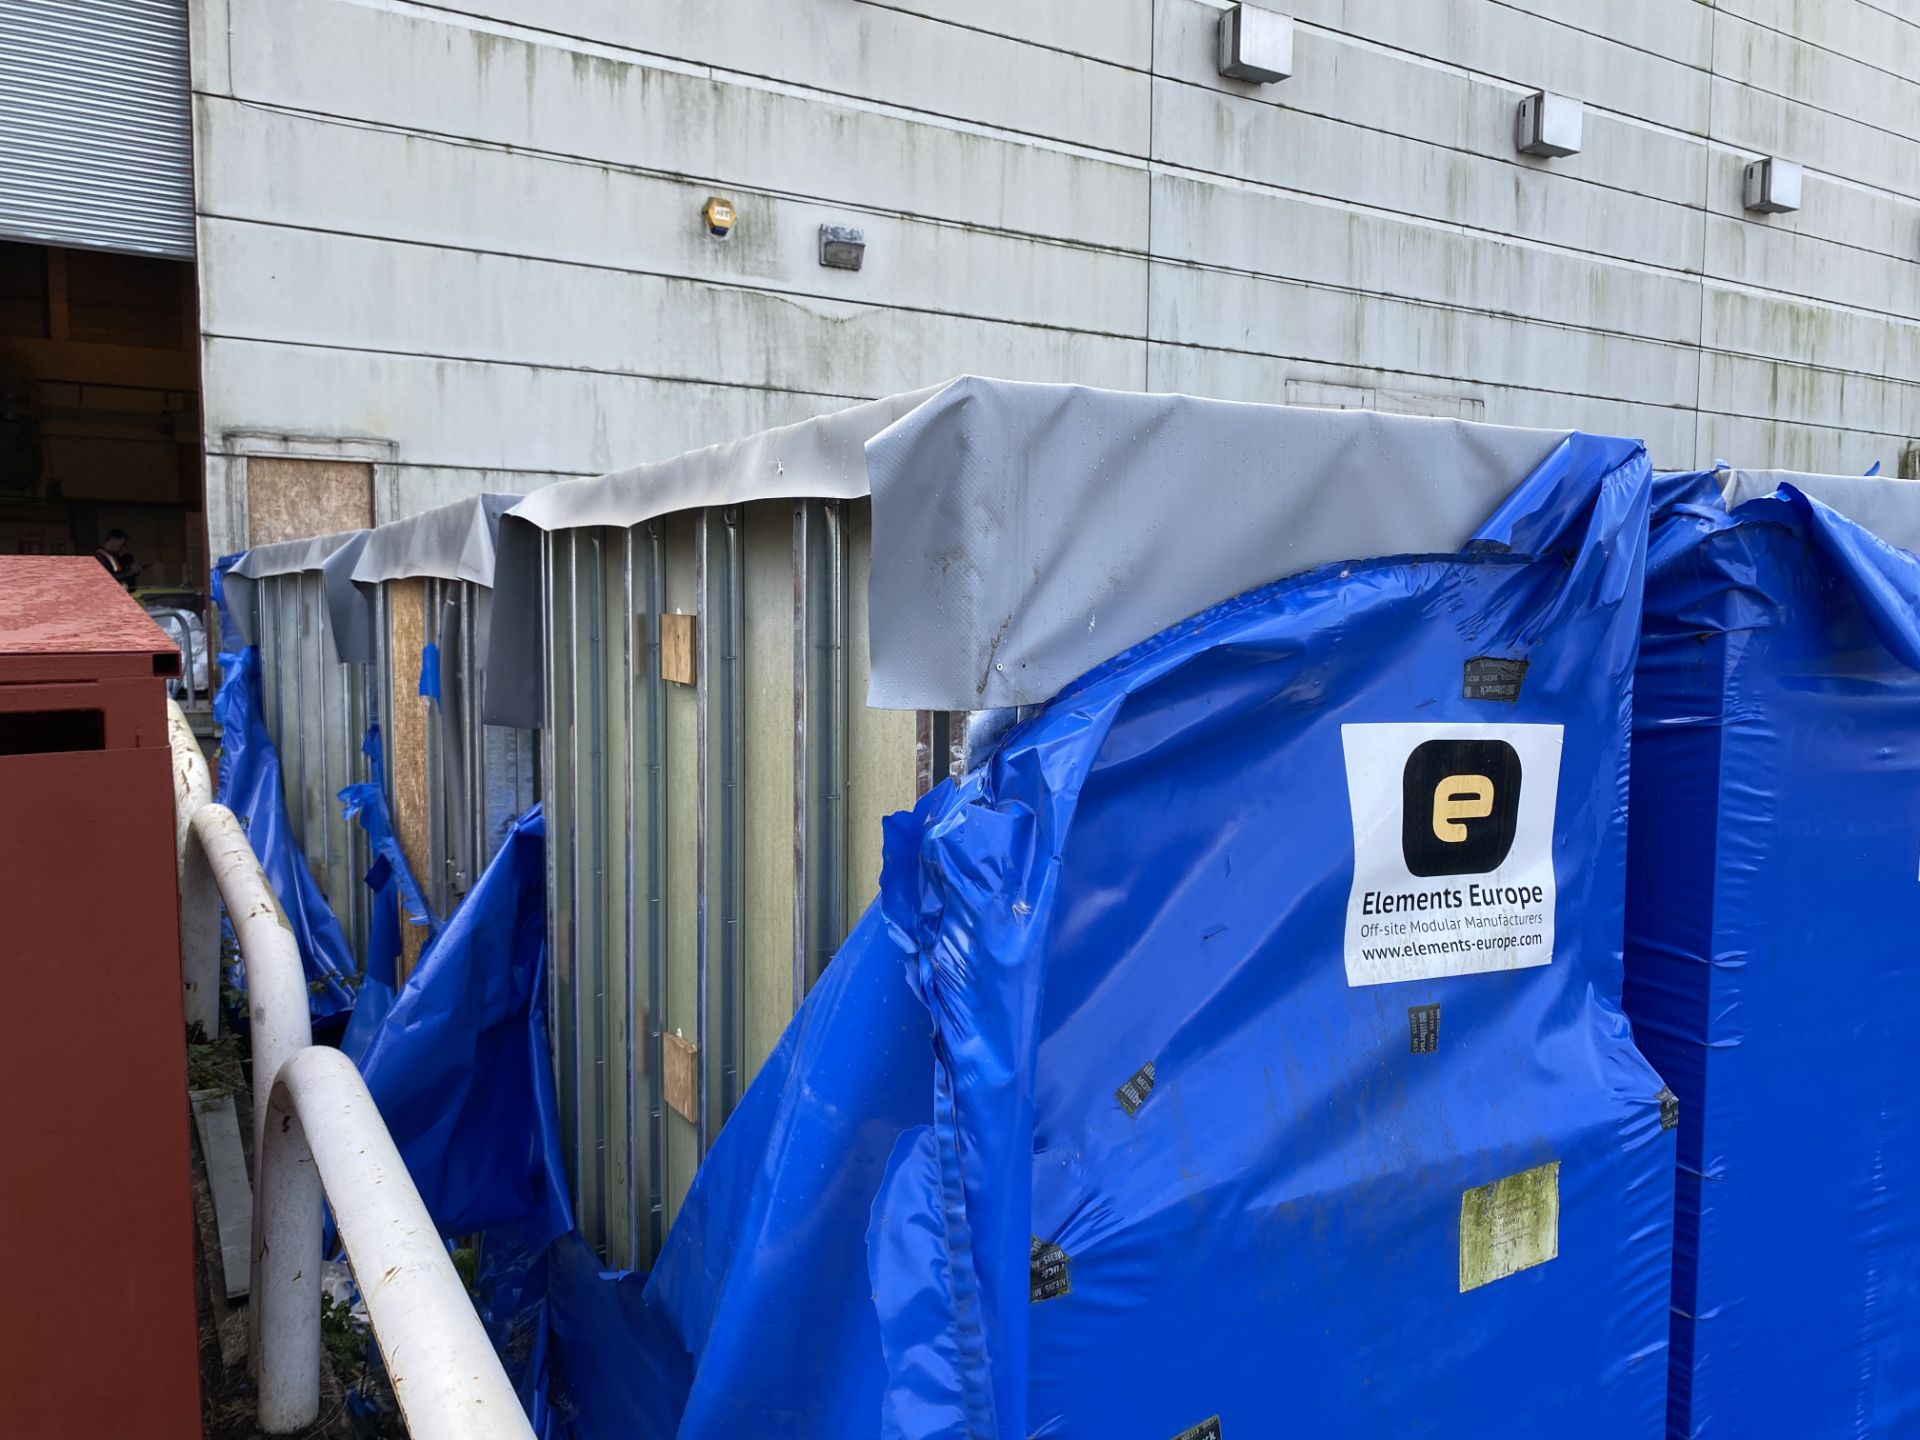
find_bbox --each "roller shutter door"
[0,0,194,259]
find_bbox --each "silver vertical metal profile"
[461,582,481,888]
[374,584,389,812]
[719,510,744,1124]
[825,504,849,983]
[792,501,849,1010]
[475,586,486,875]
[296,577,318,896]
[790,506,809,1014]
[265,579,286,813]
[438,581,454,891]
[290,580,309,859]
[421,579,446,916]
[344,658,365,959]
[694,515,710,1157]
[565,535,595,1254]
[292,579,310,845]
[619,529,640,1266]
[257,578,273,745]
[315,578,334,913]
[584,535,609,1255]
[640,521,666,1257]
[538,536,563,1122]
[378,581,398,956]
[560,543,585,1236]
[693,506,746,1153]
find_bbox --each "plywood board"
[660,611,697,687]
[246,456,371,545]
[385,577,433,980]
[662,1031,698,1125]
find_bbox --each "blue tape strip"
[419,641,442,702]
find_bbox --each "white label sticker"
[1341,722,1563,987]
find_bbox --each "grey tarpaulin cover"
[1720,468,1920,552]
[504,390,936,534]
[485,377,1570,725]
[221,527,365,648]
[319,534,374,664]
[334,494,526,865]
[351,492,519,589]
[326,493,519,667]
[862,377,1570,709]
[485,388,939,728]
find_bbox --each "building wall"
[187,0,1920,554]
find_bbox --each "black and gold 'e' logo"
[1400,739,1522,877]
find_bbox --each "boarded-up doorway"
[246,456,372,545]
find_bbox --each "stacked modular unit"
[337,495,539,971]
[220,529,375,961]
[487,389,963,1268]
[551,379,1679,1437]
[1626,469,1920,1437]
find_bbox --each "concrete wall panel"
[1154,1,1705,212]
[194,103,1149,339]
[1145,341,1697,462]
[196,221,1142,401]
[201,337,857,486]
[1697,408,1902,475]
[366,0,1152,152]
[1150,79,1702,273]
[223,0,1149,251]
[190,0,1920,544]
[1150,172,1702,344]
[1149,262,1697,409]
[1265,0,1711,132]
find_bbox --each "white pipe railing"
[189,797,318,1398]
[167,699,220,1037]
[257,1048,535,1439]
[190,801,315,1164]
[169,695,532,1438]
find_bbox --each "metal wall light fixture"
[1515,91,1582,158]
[819,225,866,271]
[1743,157,1802,214]
[1217,3,1292,84]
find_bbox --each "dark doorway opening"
[0,238,207,700]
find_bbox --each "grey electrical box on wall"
[1743,157,1802,214]
[1515,91,1582,158]
[1217,3,1292,84]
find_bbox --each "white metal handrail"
[168,700,532,1437]
[168,700,220,1037]
[190,799,316,1162]
[258,1048,534,1438]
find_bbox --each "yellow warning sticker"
[1459,1161,1560,1292]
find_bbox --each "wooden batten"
[662,1031,699,1125]
[385,577,433,980]
[660,611,697,686]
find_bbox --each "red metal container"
[0,558,200,1437]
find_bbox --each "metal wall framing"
[247,570,372,963]
[375,576,539,927]
[543,498,946,1267]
